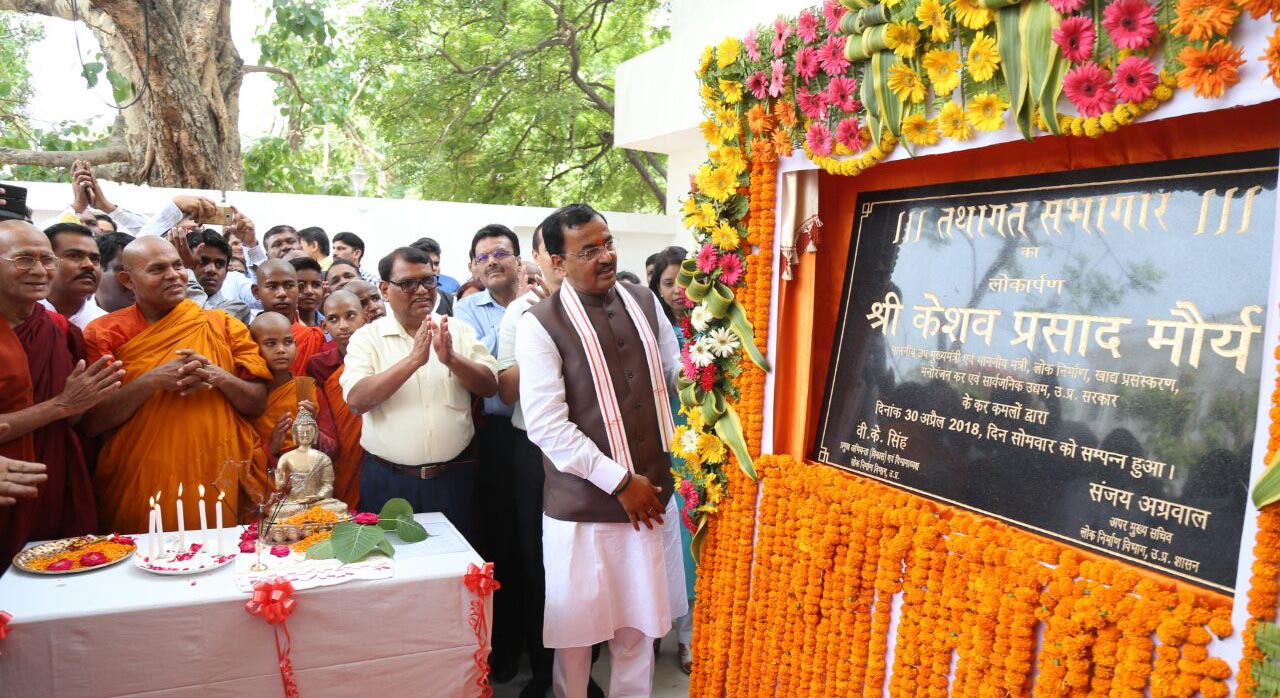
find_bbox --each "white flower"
[680,429,700,453]
[689,339,716,367]
[690,305,714,333]
[704,327,741,358]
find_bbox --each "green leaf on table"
[375,535,396,558]
[378,498,414,530]
[305,539,334,560]
[329,521,388,563]
[395,517,429,543]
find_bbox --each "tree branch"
[242,64,312,106]
[643,151,667,179]
[0,143,130,168]
[621,148,666,211]
[547,142,611,185]
[0,0,75,20]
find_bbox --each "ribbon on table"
[0,610,11,655]
[245,578,301,698]
[465,562,501,698]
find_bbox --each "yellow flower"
[683,200,718,230]
[923,48,962,94]
[938,101,973,140]
[966,92,1008,131]
[697,46,713,76]
[671,425,691,456]
[711,220,741,250]
[697,433,728,463]
[700,84,719,110]
[704,478,725,503]
[684,404,705,431]
[952,0,993,28]
[916,0,952,43]
[719,79,744,104]
[699,119,723,147]
[716,106,741,141]
[888,63,927,103]
[902,114,941,145]
[884,21,921,59]
[710,145,747,176]
[967,32,1000,82]
[716,37,740,69]
[697,165,738,202]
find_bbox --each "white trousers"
[552,627,654,698]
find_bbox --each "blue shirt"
[454,289,512,417]
[437,274,462,295]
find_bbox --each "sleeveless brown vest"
[528,283,675,523]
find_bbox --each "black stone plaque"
[813,149,1280,593]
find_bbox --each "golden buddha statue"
[270,409,349,521]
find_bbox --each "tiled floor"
[492,628,691,698]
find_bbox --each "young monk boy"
[252,259,329,376]
[306,290,365,509]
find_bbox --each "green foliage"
[329,520,389,562]
[379,497,429,543]
[1254,622,1280,697]
[349,0,669,211]
[305,538,335,559]
[303,497,426,562]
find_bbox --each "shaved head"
[0,219,44,242]
[250,311,296,373]
[0,219,55,313]
[256,259,296,279]
[250,310,292,337]
[322,288,360,314]
[117,237,186,317]
[121,236,179,273]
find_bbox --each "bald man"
[82,236,272,534]
[0,220,123,568]
[253,259,330,375]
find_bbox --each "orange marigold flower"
[1263,26,1280,87]
[1176,40,1244,97]
[1173,0,1239,39]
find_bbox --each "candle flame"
[149,496,155,507]
[198,484,206,498]
[177,483,183,497]
[217,491,226,502]
[155,490,162,502]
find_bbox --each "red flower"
[1064,62,1117,116]
[700,365,717,392]
[79,551,109,567]
[818,36,850,76]
[47,559,73,571]
[797,9,820,43]
[680,314,693,340]
[746,70,769,100]
[806,121,834,156]
[239,539,256,553]
[823,0,849,32]
[795,46,820,83]
[270,545,291,558]
[796,87,827,119]
[1053,16,1097,63]
[835,117,866,151]
[110,535,135,545]
[354,511,379,526]
[0,611,11,641]
[1102,0,1157,49]
[1113,56,1158,102]
[824,76,859,112]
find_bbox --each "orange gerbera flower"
[1236,0,1280,19]
[1172,0,1239,39]
[746,103,775,135]
[770,128,793,156]
[773,100,797,128]
[1264,26,1280,87]
[1176,40,1244,97]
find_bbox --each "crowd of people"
[0,164,698,698]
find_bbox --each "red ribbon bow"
[245,578,301,698]
[246,578,297,625]
[465,562,500,596]
[0,611,11,643]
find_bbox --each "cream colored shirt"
[340,313,497,465]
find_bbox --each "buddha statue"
[269,409,349,522]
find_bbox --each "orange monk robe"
[245,377,338,506]
[85,300,272,534]
[290,322,330,377]
[0,321,37,567]
[307,348,363,510]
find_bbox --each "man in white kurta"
[516,205,687,698]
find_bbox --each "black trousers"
[474,416,524,670]
[513,430,554,682]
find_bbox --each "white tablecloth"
[0,513,491,697]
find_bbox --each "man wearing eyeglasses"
[341,246,497,543]
[0,219,125,570]
[453,223,529,683]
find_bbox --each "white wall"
[12,181,682,281]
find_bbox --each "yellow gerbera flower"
[698,46,713,76]
[967,32,1001,82]
[711,146,747,176]
[902,114,941,145]
[716,37,741,69]
[888,63,927,103]
[698,165,738,202]
[938,101,973,140]
[719,79,744,104]
[698,433,727,464]
[952,0,993,29]
[916,0,952,43]
[715,106,741,141]
[884,21,922,59]
[700,84,719,110]
[711,221,741,251]
[699,119,723,147]
[923,48,962,95]
[966,93,1008,131]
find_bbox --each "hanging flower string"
[464,562,501,698]
[244,577,301,698]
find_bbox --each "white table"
[0,513,492,697]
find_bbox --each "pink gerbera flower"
[746,70,769,99]
[818,36,850,76]
[796,87,827,119]
[1113,55,1158,102]
[823,0,849,32]
[824,76,859,112]
[835,117,866,151]
[697,242,719,274]
[1063,62,1117,116]
[744,29,761,62]
[797,9,820,43]
[1048,0,1087,13]
[718,253,744,285]
[1053,16,1097,63]
[806,121,834,156]
[795,46,820,83]
[1102,0,1158,50]
[681,346,698,381]
[769,59,788,97]
[771,18,793,56]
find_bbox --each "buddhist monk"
[346,279,386,323]
[253,259,328,376]
[247,311,335,471]
[0,220,124,566]
[306,290,366,509]
[82,237,271,534]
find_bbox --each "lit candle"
[153,490,164,553]
[148,496,159,559]
[175,483,186,552]
[215,491,226,556]
[197,484,209,550]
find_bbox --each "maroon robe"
[0,305,97,569]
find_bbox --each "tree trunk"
[0,0,246,189]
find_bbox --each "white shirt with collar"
[38,296,107,331]
[339,312,497,465]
